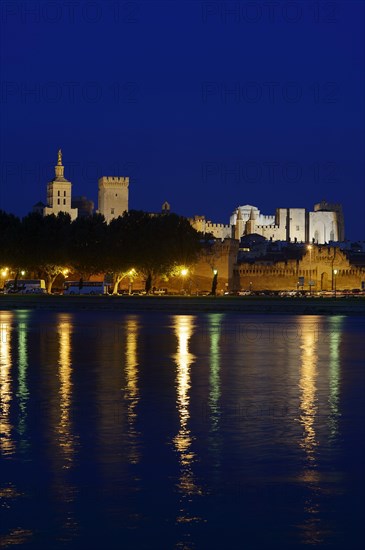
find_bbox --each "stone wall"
[71,243,364,294]
[236,245,365,291]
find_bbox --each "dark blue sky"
[1,0,364,239]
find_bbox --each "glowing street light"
[180,268,189,294]
[128,268,136,294]
[20,270,26,277]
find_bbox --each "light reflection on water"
[0,312,14,456]
[328,316,342,441]
[16,311,30,449]
[208,313,223,433]
[57,314,76,468]
[125,316,140,465]
[299,316,319,464]
[298,317,322,545]
[172,315,203,535]
[0,311,363,549]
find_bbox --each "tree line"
[0,210,203,293]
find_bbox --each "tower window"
[296,225,299,231]
[111,208,115,215]
[58,191,60,196]
[64,191,66,197]
[63,199,66,205]
[57,199,60,205]
[115,194,118,197]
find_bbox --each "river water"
[0,311,364,549]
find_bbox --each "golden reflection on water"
[173,316,196,467]
[57,314,76,468]
[0,312,14,455]
[0,528,33,547]
[298,317,322,545]
[125,316,140,464]
[172,315,202,531]
[297,316,344,546]
[299,318,319,464]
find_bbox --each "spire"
[234,208,244,240]
[249,207,256,221]
[55,149,65,179]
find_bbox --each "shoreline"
[1,295,364,315]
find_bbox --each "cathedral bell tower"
[43,150,78,220]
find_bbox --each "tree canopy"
[0,209,203,293]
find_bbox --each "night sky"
[1,0,364,240]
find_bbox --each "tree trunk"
[46,277,55,294]
[145,273,152,294]
[112,273,124,295]
[113,279,120,295]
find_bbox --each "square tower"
[98,176,129,223]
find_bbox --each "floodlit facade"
[229,203,344,244]
[190,201,344,245]
[42,150,78,221]
[97,176,129,223]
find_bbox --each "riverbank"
[1,295,364,315]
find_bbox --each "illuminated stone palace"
[190,201,344,245]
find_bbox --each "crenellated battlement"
[206,222,231,230]
[256,224,279,229]
[98,176,129,187]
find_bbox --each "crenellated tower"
[98,176,129,223]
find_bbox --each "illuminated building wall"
[97,176,129,224]
[43,150,78,221]
[235,245,365,291]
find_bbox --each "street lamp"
[1,269,7,291]
[307,245,313,295]
[128,268,136,295]
[20,270,25,277]
[333,269,338,298]
[180,268,188,294]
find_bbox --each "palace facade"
[190,201,344,245]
